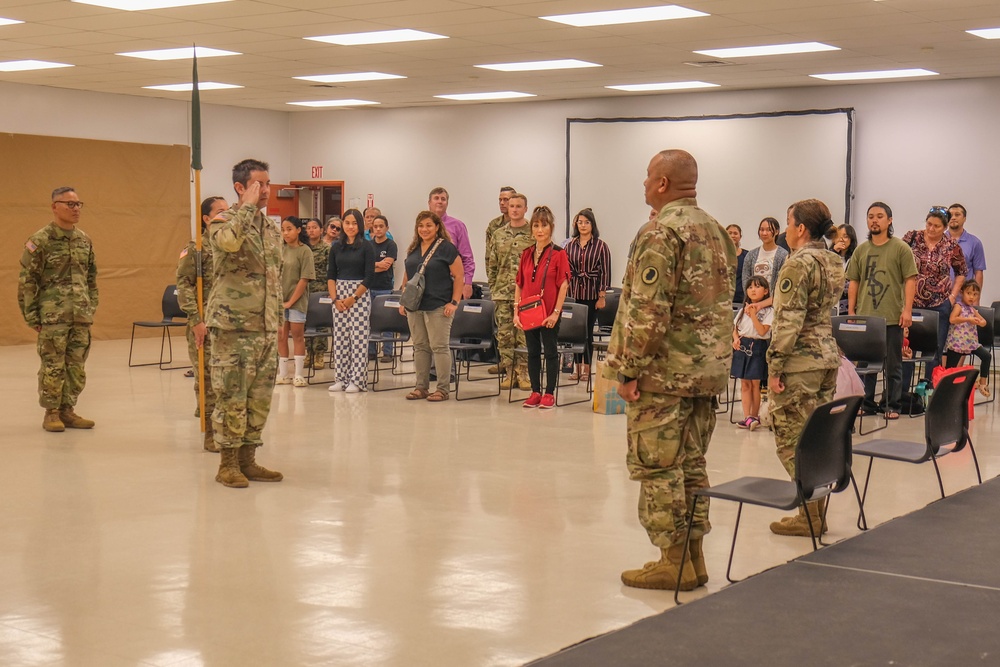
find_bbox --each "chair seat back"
[162,285,187,321]
[925,367,978,457]
[557,302,589,346]
[794,395,864,499]
[305,293,334,330]
[975,306,995,348]
[450,299,495,343]
[595,291,620,334]
[370,294,409,337]
[832,316,886,366]
[907,309,939,356]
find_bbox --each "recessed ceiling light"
[694,42,839,58]
[541,5,708,27]
[305,29,447,46]
[294,72,405,84]
[144,82,243,91]
[475,59,601,72]
[287,99,379,108]
[434,91,536,101]
[606,81,719,91]
[967,28,1000,39]
[810,68,938,81]
[0,59,73,72]
[73,0,230,9]
[117,46,240,61]
[0,17,24,26]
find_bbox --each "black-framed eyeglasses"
[929,206,949,216]
[55,201,84,209]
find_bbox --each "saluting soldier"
[605,150,735,592]
[206,159,284,488]
[176,195,229,452]
[487,192,534,390]
[18,187,99,433]
[766,199,844,537]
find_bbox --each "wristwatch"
[617,372,635,384]
[450,300,458,306]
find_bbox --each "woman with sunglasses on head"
[513,206,571,409]
[565,208,611,382]
[901,206,968,386]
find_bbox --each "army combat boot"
[203,422,219,453]
[238,445,283,482]
[43,409,65,432]
[688,537,709,586]
[216,447,249,488]
[59,407,94,429]
[621,544,699,591]
[770,499,827,537]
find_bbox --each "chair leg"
[804,500,819,551]
[674,516,697,606]
[851,472,869,531]
[128,325,138,367]
[968,435,983,484]
[859,457,874,514]
[930,456,946,499]
[724,503,744,584]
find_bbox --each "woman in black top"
[398,211,464,401]
[326,208,376,393]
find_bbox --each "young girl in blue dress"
[732,276,774,430]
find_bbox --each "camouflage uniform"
[18,222,99,409]
[484,214,507,277]
[176,241,215,418]
[206,203,283,451]
[604,198,735,547]
[487,222,534,378]
[766,240,844,478]
[307,240,331,363]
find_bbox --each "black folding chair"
[902,308,939,413]
[128,285,189,370]
[554,302,590,405]
[853,367,981,525]
[674,395,865,603]
[303,293,335,384]
[449,300,500,401]
[971,306,994,406]
[368,294,412,392]
[832,315,887,434]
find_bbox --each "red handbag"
[518,248,553,331]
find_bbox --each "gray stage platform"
[531,477,1000,667]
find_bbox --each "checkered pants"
[332,279,371,389]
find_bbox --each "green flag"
[191,47,202,171]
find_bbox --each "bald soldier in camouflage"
[605,150,735,591]
[18,186,99,433]
[206,159,284,488]
[766,199,844,537]
[176,195,229,452]
[487,192,534,389]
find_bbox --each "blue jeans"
[367,289,394,357]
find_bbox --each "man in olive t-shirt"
[846,202,917,416]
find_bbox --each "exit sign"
[311,165,323,179]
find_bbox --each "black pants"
[864,323,904,412]
[945,347,992,379]
[574,298,599,365]
[525,320,561,394]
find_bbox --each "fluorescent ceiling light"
[0,17,24,26]
[434,91,536,101]
[117,46,240,61]
[476,59,601,72]
[606,81,719,91]
[306,29,447,46]
[287,99,379,107]
[294,72,405,83]
[810,68,938,81]
[541,5,707,27]
[695,42,839,58]
[967,28,1000,39]
[144,82,243,91]
[0,59,73,72]
[73,0,230,9]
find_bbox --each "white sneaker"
[293,376,307,387]
[328,381,345,392]
[276,376,292,385]
[345,383,361,394]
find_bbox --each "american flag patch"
[25,240,37,253]
[179,247,189,258]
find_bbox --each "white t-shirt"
[734,305,774,339]
[753,247,777,281]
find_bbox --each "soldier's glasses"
[55,201,84,209]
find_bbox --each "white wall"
[289,77,1000,303]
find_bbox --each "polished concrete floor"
[1,338,995,667]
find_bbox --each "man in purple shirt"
[947,203,985,297]
[428,187,475,299]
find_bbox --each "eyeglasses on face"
[54,201,84,209]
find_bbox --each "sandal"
[884,411,900,420]
[406,389,429,400]
[426,390,449,402]
[737,417,753,429]
[569,372,580,381]
[979,382,991,398]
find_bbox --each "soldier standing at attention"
[207,159,284,488]
[605,150,735,591]
[18,187,99,433]
[487,193,534,391]
[484,186,516,257]
[766,199,844,537]
[176,195,229,452]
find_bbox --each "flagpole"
[191,47,207,436]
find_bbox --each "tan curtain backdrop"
[1,133,192,345]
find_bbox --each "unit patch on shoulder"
[779,277,793,293]
[25,240,37,253]
[641,266,658,285]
